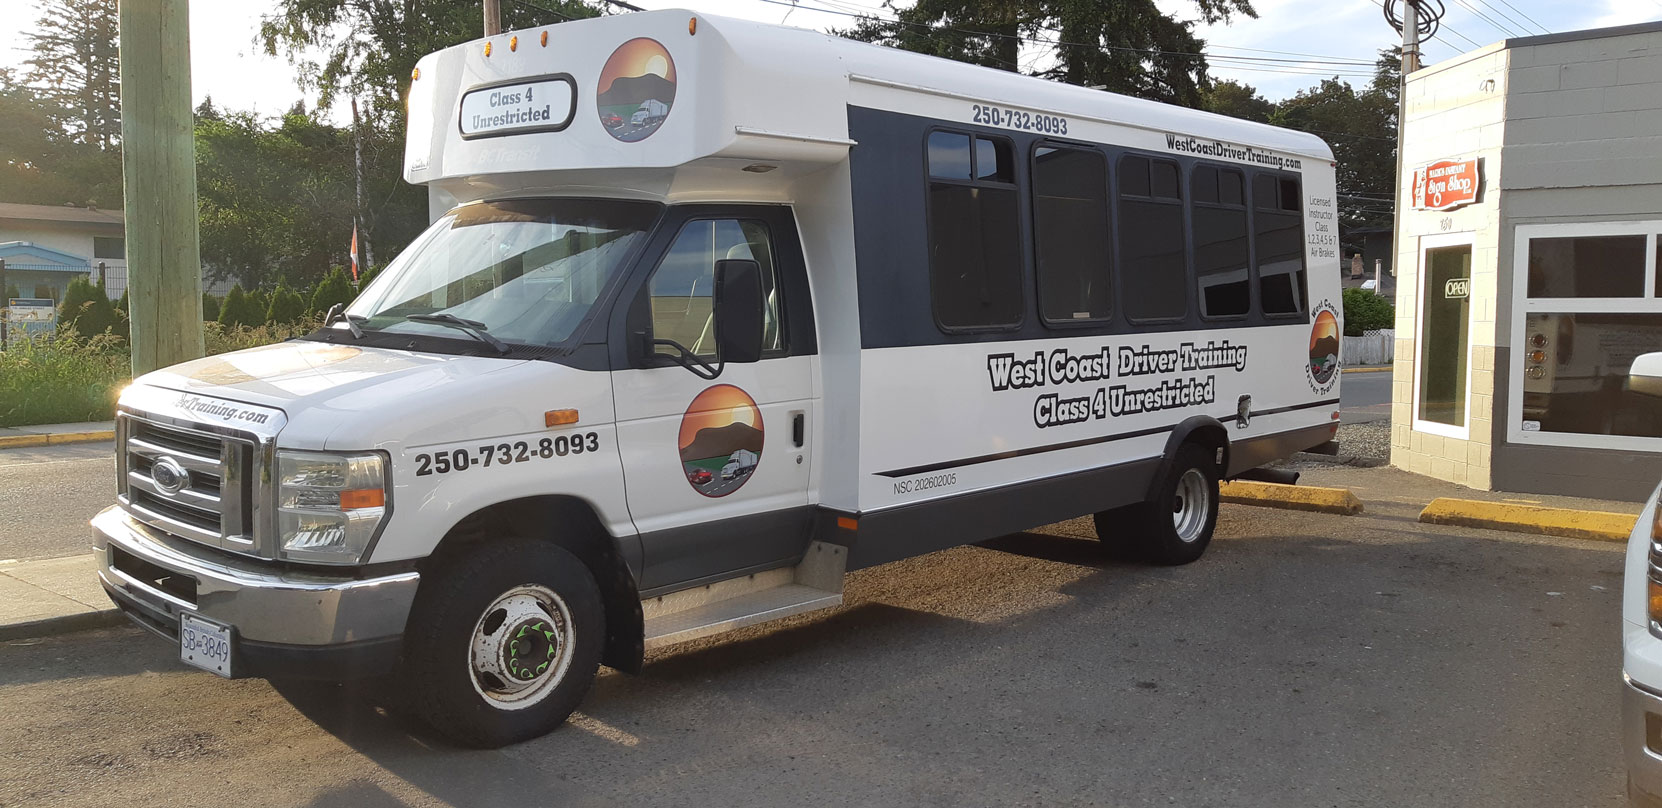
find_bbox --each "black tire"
[402,538,605,748]
[1094,443,1220,566]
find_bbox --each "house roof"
[0,241,92,268]
[0,202,124,229]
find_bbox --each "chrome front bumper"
[1626,676,1662,805]
[92,505,420,648]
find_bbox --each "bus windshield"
[345,198,659,350]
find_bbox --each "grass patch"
[0,320,316,428]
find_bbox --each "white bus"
[93,10,1341,747]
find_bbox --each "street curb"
[0,430,114,450]
[1220,480,1365,515]
[1342,366,1393,374]
[1419,498,1637,542]
[0,608,125,643]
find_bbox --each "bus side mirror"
[713,259,764,365]
[1631,352,1662,398]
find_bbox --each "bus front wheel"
[1095,443,1219,566]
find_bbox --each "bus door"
[610,205,818,591]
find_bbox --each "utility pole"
[1386,0,1429,318]
[484,0,502,36]
[119,0,204,375]
[352,97,371,273]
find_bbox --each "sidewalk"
[0,420,115,450]
[0,554,123,641]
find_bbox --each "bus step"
[642,582,842,649]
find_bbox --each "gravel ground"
[1337,421,1391,464]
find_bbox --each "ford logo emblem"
[152,457,191,496]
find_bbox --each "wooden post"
[484,0,502,36]
[119,0,204,375]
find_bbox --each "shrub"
[309,267,357,317]
[1342,287,1394,336]
[0,331,129,427]
[217,284,262,328]
[266,281,306,324]
[56,276,119,340]
[202,292,221,323]
[355,265,379,292]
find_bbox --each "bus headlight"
[276,450,388,564]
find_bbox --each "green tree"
[1341,287,1394,336]
[22,0,120,149]
[56,276,117,339]
[355,266,379,292]
[309,267,357,316]
[837,0,1255,106]
[265,281,306,324]
[0,68,122,208]
[201,292,220,324]
[1202,80,1273,123]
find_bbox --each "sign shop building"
[1390,21,1662,500]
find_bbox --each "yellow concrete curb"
[1419,498,1637,542]
[1342,366,1393,374]
[1220,480,1365,515]
[0,430,114,450]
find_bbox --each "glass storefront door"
[1417,241,1473,433]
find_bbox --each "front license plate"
[179,613,233,677]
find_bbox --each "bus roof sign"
[459,75,577,139]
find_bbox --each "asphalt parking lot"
[0,500,1627,808]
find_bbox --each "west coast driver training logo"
[597,38,676,142]
[1307,305,1340,390]
[679,385,763,497]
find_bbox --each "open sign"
[1444,278,1470,299]
[1413,158,1482,211]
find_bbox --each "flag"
[349,223,360,281]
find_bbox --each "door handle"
[792,412,805,448]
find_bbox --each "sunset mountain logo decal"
[679,385,764,498]
[1308,308,1340,386]
[597,38,676,142]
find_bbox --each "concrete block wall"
[1390,46,1509,489]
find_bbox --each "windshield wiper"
[404,313,511,354]
[323,303,367,339]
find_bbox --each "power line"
[504,0,575,23]
[1472,0,1550,36]
[1448,0,1522,38]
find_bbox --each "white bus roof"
[406,10,1333,199]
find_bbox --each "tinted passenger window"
[1118,155,1188,321]
[1254,174,1306,314]
[928,133,1022,329]
[648,219,783,359]
[1033,145,1111,322]
[1192,164,1250,318]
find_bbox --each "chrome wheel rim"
[1171,469,1211,543]
[468,584,573,710]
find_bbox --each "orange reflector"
[545,409,580,427]
[510,35,518,51]
[411,67,420,81]
[836,516,858,531]
[1331,410,1341,420]
[484,41,493,57]
[689,16,697,34]
[540,31,548,47]
[340,489,385,510]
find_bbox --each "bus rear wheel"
[402,537,605,748]
[1095,443,1220,566]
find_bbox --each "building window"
[1031,144,1111,323]
[1526,235,1646,298]
[1417,242,1472,433]
[1117,154,1187,321]
[1512,224,1662,448]
[1192,163,1250,318]
[93,237,124,260]
[927,131,1022,330]
[1254,174,1306,315]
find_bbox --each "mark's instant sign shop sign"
[1412,157,1482,211]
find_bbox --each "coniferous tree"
[56,276,117,339]
[309,267,358,317]
[201,293,221,323]
[22,0,121,149]
[265,281,306,324]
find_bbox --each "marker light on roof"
[411,67,420,81]
[541,31,548,47]
[485,41,493,57]
[510,35,518,52]
[689,16,697,35]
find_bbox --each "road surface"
[0,501,1627,807]
[1340,370,1392,424]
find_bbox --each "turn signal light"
[545,409,580,427]
[1531,333,1548,348]
[339,488,386,510]
[1529,350,1547,363]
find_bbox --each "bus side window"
[1032,143,1112,323]
[647,219,784,359]
[1192,163,1251,318]
[926,130,1023,330]
[1254,173,1307,315]
[1117,154,1189,322]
